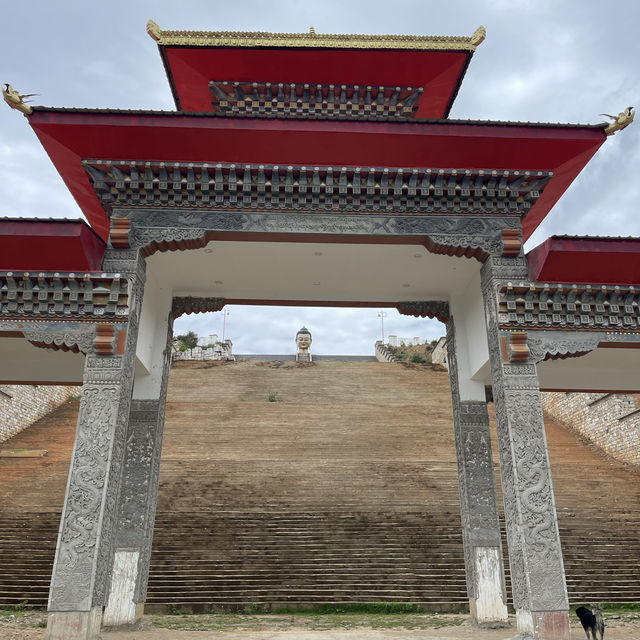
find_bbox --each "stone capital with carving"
[526,330,603,363]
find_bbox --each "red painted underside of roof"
[163,47,470,117]
[28,110,606,242]
[527,236,640,285]
[0,220,106,271]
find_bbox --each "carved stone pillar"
[481,256,569,640]
[46,251,145,640]
[446,318,508,625]
[103,306,173,626]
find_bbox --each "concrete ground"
[3,613,640,640]
[100,621,640,640]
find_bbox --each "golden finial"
[470,26,486,46]
[147,19,162,41]
[2,83,36,116]
[309,26,316,35]
[601,107,635,135]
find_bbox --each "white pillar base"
[103,549,140,626]
[470,547,509,624]
[46,607,102,640]
[517,608,535,633]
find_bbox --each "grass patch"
[601,603,640,612]
[267,391,280,402]
[272,603,425,615]
[0,601,29,617]
[150,604,467,632]
[570,602,640,614]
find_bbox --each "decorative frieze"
[396,300,449,322]
[209,81,423,119]
[84,160,550,215]
[499,283,639,330]
[0,272,129,319]
[171,297,225,318]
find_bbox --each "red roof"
[28,109,606,241]
[161,47,471,118]
[0,219,106,272]
[527,236,640,285]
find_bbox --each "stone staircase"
[0,360,639,609]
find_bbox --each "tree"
[175,331,198,350]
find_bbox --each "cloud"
[2,0,638,354]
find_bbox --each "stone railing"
[541,392,640,467]
[375,341,399,362]
[172,340,235,362]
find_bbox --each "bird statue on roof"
[2,83,36,115]
[601,106,634,135]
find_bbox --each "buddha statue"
[295,326,312,361]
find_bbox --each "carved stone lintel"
[396,300,449,322]
[118,209,519,260]
[171,296,225,318]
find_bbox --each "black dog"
[575,604,604,640]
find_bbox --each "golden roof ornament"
[601,107,635,135]
[2,83,36,116]
[470,26,486,46]
[147,19,161,41]
[146,20,486,51]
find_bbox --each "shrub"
[175,331,198,350]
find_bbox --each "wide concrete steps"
[1,360,640,608]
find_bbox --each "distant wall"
[375,341,399,362]
[431,337,448,368]
[233,354,377,362]
[541,392,640,466]
[172,340,234,362]
[0,385,78,443]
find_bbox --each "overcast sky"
[1,1,638,354]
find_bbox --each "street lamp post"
[377,311,387,344]
[222,310,230,341]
